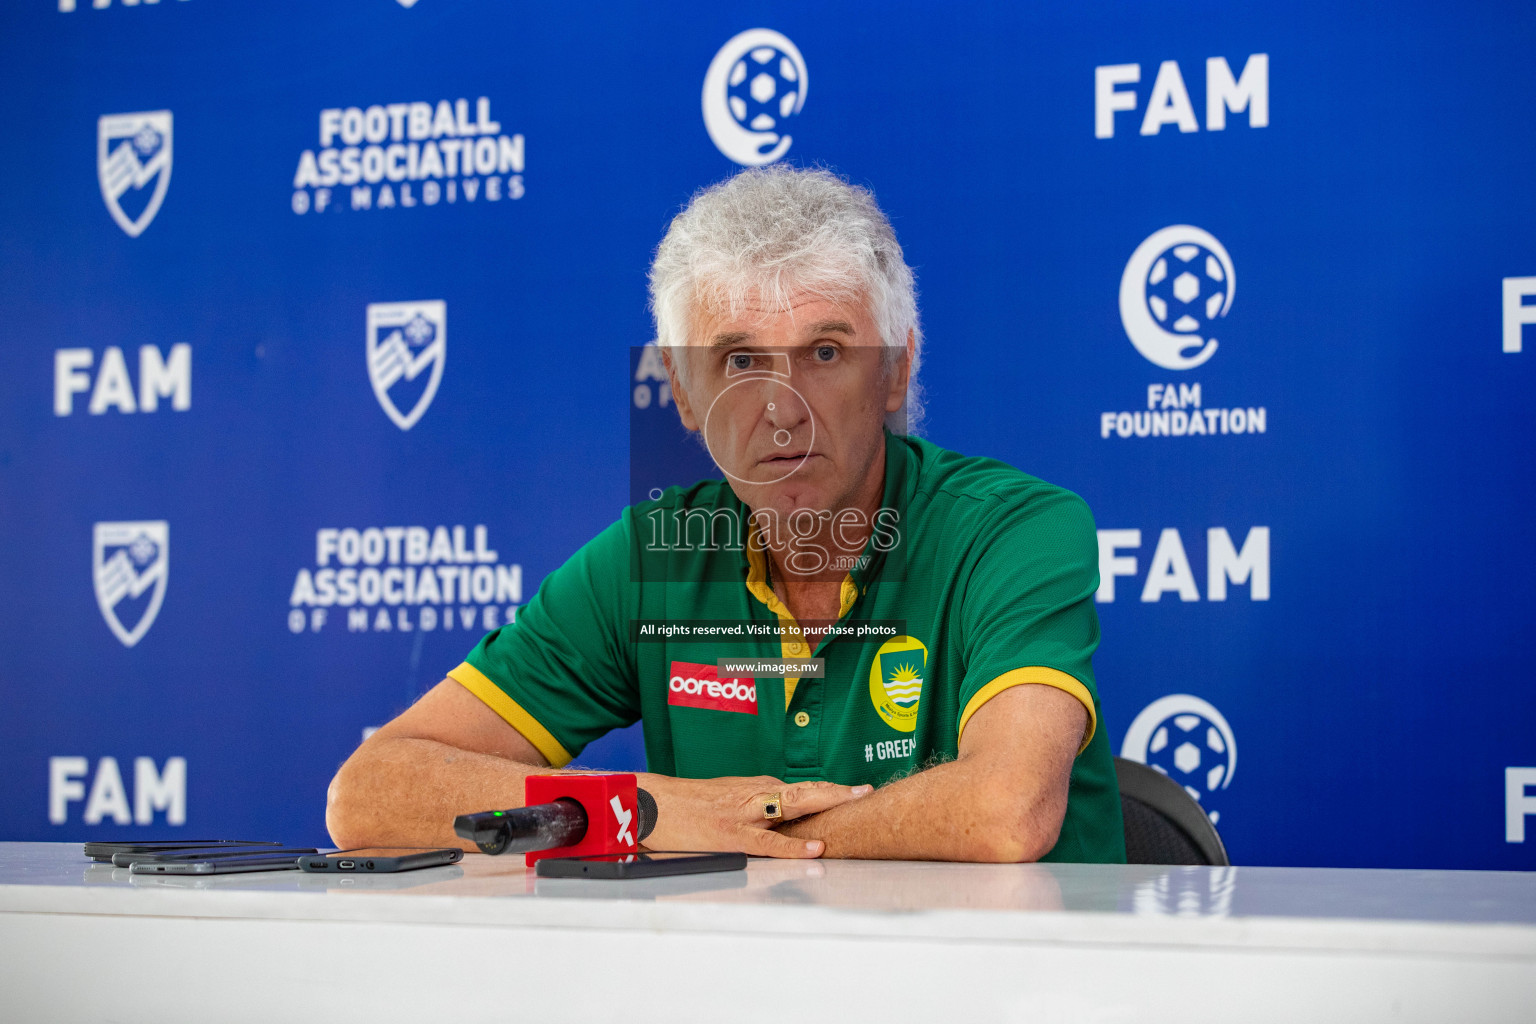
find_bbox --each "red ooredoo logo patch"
[667,661,757,714]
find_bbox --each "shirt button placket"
[785,678,821,777]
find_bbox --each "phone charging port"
[338,860,355,870]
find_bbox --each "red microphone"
[454,773,656,866]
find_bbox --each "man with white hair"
[328,166,1125,863]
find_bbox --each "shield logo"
[93,521,169,648]
[868,635,927,732]
[366,300,446,431]
[97,111,173,238]
[879,649,924,708]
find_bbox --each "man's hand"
[329,677,876,857]
[636,774,871,858]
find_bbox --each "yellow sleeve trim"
[448,661,573,767]
[958,667,1097,756]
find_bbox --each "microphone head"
[453,800,588,856]
[637,787,657,842]
[454,810,513,855]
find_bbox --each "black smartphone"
[83,839,282,863]
[535,851,747,880]
[298,847,463,873]
[111,843,296,867]
[128,847,318,875]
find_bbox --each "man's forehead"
[690,293,873,342]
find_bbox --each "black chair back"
[1114,756,1231,866]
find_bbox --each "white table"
[0,842,1531,1022]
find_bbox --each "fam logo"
[1508,767,1536,842]
[1100,226,1267,441]
[869,635,926,733]
[1096,526,1269,604]
[48,756,186,827]
[55,344,191,416]
[703,29,808,166]
[1121,694,1236,824]
[292,98,524,215]
[98,111,171,237]
[1095,55,1268,139]
[1502,276,1536,353]
[93,521,168,648]
[367,300,445,430]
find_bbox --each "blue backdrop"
[3,0,1533,870]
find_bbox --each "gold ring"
[758,792,784,820]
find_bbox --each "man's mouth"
[758,450,812,465]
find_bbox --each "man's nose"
[760,379,810,429]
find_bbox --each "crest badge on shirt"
[869,635,926,733]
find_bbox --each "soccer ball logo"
[1121,694,1237,824]
[703,29,808,166]
[1118,226,1235,371]
[727,48,803,134]
[1147,244,1227,336]
[1144,711,1231,818]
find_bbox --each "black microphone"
[455,786,658,856]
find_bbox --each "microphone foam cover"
[637,787,658,842]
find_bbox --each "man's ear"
[662,348,701,432]
[884,329,914,414]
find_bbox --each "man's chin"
[731,481,833,519]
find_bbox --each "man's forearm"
[328,740,1056,861]
[326,737,547,851]
[330,737,869,860]
[775,756,1066,862]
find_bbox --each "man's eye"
[729,354,754,371]
[814,345,837,362]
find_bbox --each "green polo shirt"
[451,433,1125,863]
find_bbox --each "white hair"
[649,166,923,433]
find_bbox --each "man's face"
[667,293,908,518]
